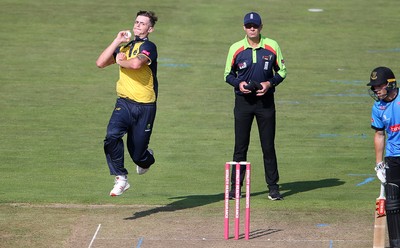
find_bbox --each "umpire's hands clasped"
[239,81,271,96]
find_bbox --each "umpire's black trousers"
[231,94,279,191]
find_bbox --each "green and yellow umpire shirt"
[113,37,158,103]
[224,35,287,95]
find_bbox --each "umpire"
[224,12,287,200]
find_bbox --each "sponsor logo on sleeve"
[238,62,247,70]
[142,50,150,56]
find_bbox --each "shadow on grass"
[124,178,344,220]
[124,191,268,220]
[124,193,224,220]
[280,178,345,198]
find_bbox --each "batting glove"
[375,161,387,183]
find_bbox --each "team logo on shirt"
[262,55,272,60]
[238,62,247,70]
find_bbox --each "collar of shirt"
[243,35,264,49]
[123,36,149,48]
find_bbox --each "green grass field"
[1,0,400,247]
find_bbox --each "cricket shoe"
[268,189,283,201]
[136,166,149,175]
[110,176,130,197]
[136,149,153,175]
[229,189,242,200]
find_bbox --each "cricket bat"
[373,183,386,248]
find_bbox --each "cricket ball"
[124,31,131,39]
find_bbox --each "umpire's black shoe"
[229,189,242,200]
[268,189,283,201]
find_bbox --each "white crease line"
[88,224,102,248]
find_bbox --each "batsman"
[368,66,400,247]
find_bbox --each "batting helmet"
[367,66,397,101]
